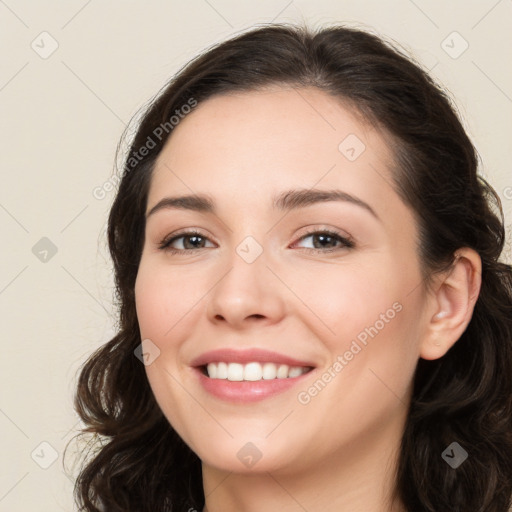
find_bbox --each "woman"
[73,24,512,511]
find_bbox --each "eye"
[157,228,354,254]
[158,229,215,253]
[292,229,354,253]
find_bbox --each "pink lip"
[190,348,315,368]
[193,368,314,403]
[190,348,316,403]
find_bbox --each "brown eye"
[158,230,215,252]
[294,230,354,252]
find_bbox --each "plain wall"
[1,1,511,510]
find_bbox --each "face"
[135,87,431,477]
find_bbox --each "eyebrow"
[146,188,380,221]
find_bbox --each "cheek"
[328,286,423,407]
[134,263,206,445]
[289,261,405,347]
[134,262,205,340]
[293,258,422,392]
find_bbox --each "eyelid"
[158,228,216,251]
[290,227,355,251]
[158,226,355,253]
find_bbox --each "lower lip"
[194,367,314,403]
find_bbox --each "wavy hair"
[72,24,512,511]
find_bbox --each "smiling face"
[134,87,433,478]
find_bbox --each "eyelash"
[157,228,355,254]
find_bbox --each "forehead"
[148,87,402,221]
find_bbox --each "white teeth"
[227,363,244,381]
[288,366,305,378]
[205,361,310,380]
[244,362,263,381]
[262,362,277,380]
[277,364,289,379]
[216,362,228,379]
[206,362,217,379]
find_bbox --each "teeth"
[216,362,228,379]
[277,364,289,379]
[262,362,278,380]
[244,362,262,381]
[288,366,304,378]
[205,362,310,381]
[206,362,217,379]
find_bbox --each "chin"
[198,443,292,475]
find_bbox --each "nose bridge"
[235,234,265,266]
[206,232,284,325]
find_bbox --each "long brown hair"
[72,24,512,511]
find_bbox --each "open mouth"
[191,349,316,401]
[200,362,314,381]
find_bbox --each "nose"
[206,242,286,330]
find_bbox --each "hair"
[72,23,512,512]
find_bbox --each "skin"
[134,87,481,512]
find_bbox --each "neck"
[201,410,407,512]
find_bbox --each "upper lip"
[190,348,316,368]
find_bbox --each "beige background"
[0,1,511,510]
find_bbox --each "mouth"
[200,361,313,381]
[191,348,316,402]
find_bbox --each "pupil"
[314,234,335,249]
[185,235,203,249]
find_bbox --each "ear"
[420,248,482,360]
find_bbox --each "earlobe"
[420,248,482,361]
